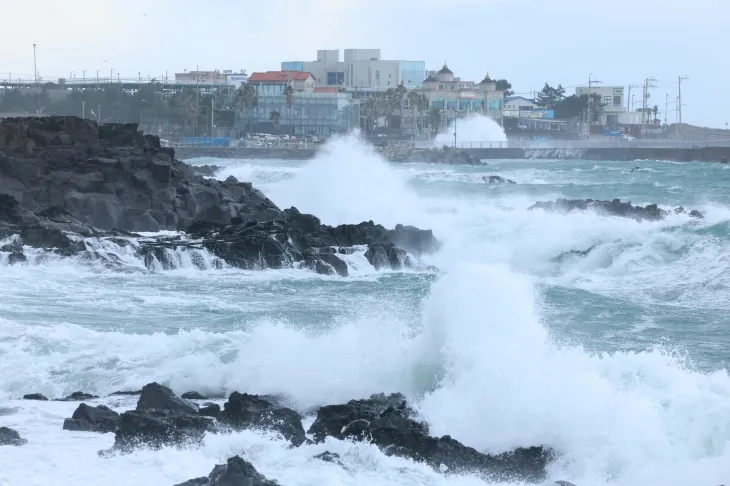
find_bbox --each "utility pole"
[587,73,601,138]
[33,43,38,86]
[211,96,215,136]
[195,65,200,138]
[82,101,85,119]
[665,94,669,128]
[641,77,657,135]
[627,84,640,113]
[678,75,688,135]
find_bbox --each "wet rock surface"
[307,393,552,482]
[0,116,438,274]
[378,145,483,165]
[528,198,704,221]
[174,455,280,486]
[63,403,120,433]
[0,427,27,446]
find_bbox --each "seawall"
[175,146,730,163]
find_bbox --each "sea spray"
[264,132,426,228]
[434,113,508,146]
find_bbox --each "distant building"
[576,85,626,127]
[237,71,357,136]
[419,66,504,123]
[226,71,249,87]
[281,48,426,89]
[504,96,540,118]
[174,70,229,85]
[247,71,316,94]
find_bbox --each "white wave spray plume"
[434,113,508,146]
[264,131,426,228]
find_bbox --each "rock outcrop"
[174,456,280,486]
[528,198,704,222]
[0,117,438,274]
[63,403,120,433]
[99,383,307,454]
[484,175,516,184]
[0,427,27,446]
[307,393,552,482]
[377,145,482,165]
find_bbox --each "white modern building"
[576,85,626,126]
[281,49,426,90]
[503,96,540,118]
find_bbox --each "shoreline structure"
[174,144,730,162]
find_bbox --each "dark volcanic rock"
[107,409,215,453]
[0,426,27,446]
[137,382,197,414]
[22,393,48,401]
[0,116,439,274]
[222,392,306,446]
[109,390,142,396]
[190,164,221,177]
[308,393,551,482]
[484,175,516,184]
[528,198,704,222]
[63,403,119,433]
[174,455,280,486]
[58,391,99,401]
[181,391,208,400]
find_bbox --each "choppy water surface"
[2,136,730,486]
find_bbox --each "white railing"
[413,139,730,150]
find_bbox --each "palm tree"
[428,108,442,134]
[269,110,281,133]
[407,90,422,137]
[652,105,659,124]
[283,85,295,107]
[234,83,257,135]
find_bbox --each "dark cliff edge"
[0,116,438,275]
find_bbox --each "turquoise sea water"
[1,139,729,485]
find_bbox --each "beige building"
[419,65,504,122]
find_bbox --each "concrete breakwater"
[175,145,730,163]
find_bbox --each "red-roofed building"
[247,71,316,94]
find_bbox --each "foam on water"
[3,142,730,485]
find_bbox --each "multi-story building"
[247,71,316,94]
[419,66,504,123]
[576,85,626,127]
[503,96,540,118]
[281,49,426,89]
[174,70,229,85]
[225,71,249,87]
[237,71,358,136]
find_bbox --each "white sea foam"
[434,114,508,145]
[2,143,730,485]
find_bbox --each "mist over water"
[3,135,730,485]
[434,114,508,146]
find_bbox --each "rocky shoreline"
[376,145,483,165]
[8,383,554,484]
[529,198,704,222]
[0,117,438,275]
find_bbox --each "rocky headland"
[528,198,704,222]
[0,116,437,275]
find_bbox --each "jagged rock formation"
[0,117,438,274]
[528,198,704,221]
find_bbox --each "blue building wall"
[400,61,426,88]
[281,61,304,72]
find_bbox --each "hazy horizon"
[2,0,728,128]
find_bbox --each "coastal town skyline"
[2,0,728,128]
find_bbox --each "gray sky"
[3,0,728,127]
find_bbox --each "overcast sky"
[2,0,728,127]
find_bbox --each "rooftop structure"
[281,48,426,89]
[419,65,504,122]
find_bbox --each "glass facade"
[281,61,304,72]
[236,93,360,136]
[400,61,426,88]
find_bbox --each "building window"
[603,96,612,106]
[613,96,622,106]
